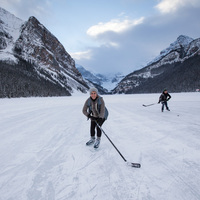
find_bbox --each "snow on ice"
[0,93,200,200]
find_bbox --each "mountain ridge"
[1,7,199,96]
[0,7,89,98]
[112,35,200,94]
[76,64,124,93]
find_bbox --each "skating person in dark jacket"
[158,89,171,112]
[82,87,107,148]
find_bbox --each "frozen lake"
[0,92,200,200]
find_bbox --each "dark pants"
[162,101,169,111]
[90,119,105,138]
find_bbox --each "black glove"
[96,118,103,124]
[88,114,97,121]
[87,114,93,120]
[91,116,97,121]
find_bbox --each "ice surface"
[0,93,200,200]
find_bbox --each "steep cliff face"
[0,7,89,97]
[14,16,89,94]
[15,17,76,73]
[113,35,200,94]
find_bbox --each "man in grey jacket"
[82,87,106,148]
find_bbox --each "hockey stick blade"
[127,162,141,168]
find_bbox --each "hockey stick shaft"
[142,103,157,107]
[95,121,127,162]
[95,121,141,168]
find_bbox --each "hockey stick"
[142,103,157,107]
[95,121,141,168]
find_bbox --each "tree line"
[0,58,71,98]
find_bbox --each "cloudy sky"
[1,0,200,74]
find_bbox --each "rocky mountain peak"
[112,34,200,94]
[0,7,89,97]
[159,35,193,58]
[13,12,84,83]
[176,35,193,46]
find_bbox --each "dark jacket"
[159,92,171,103]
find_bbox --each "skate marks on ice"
[137,145,200,200]
[0,93,200,200]
[61,140,141,200]
[105,93,200,200]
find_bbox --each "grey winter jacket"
[82,96,105,119]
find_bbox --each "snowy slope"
[0,93,200,200]
[148,35,194,66]
[0,7,23,62]
[0,7,23,41]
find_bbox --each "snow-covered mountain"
[0,7,89,97]
[0,7,23,62]
[76,64,124,93]
[76,64,102,85]
[148,35,194,66]
[113,35,200,94]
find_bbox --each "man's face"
[90,92,97,99]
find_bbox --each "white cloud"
[155,0,200,14]
[70,50,92,60]
[107,42,119,48]
[86,17,144,38]
[77,0,200,74]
